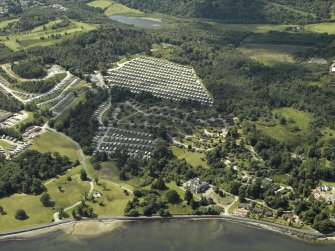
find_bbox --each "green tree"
[151,178,167,190]
[80,169,88,181]
[15,209,28,220]
[40,193,52,207]
[165,190,181,204]
[184,189,193,204]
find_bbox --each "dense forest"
[0,150,73,197]
[116,0,332,24]
[26,24,151,75]
[12,57,47,79]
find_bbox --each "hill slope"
[115,0,333,24]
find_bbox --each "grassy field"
[305,22,335,34]
[208,22,293,33]
[257,107,312,149]
[30,130,79,161]
[0,193,54,232]
[87,180,134,216]
[172,147,209,168]
[88,0,143,16]
[238,43,310,66]
[0,139,12,150]
[207,21,335,35]
[0,19,17,29]
[0,19,98,51]
[45,166,90,209]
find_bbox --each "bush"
[15,209,28,220]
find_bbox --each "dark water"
[109,15,162,27]
[1,220,335,251]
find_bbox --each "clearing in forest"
[256,107,312,149]
[238,44,311,66]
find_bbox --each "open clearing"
[208,22,293,33]
[30,130,79,161]
[208,21,335,35]
[305,22,335,35]
[172,147,209,168]
[0,19,98,51]
[238,44,310,66]
[88,0,143,16]
[257,107,312,149]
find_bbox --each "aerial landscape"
[1,0,335,250]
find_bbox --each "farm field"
[0,19,98,51]
[30,130,79,161]
[172,147,209,168]
[256,107,312,149]
[238,44,310,66]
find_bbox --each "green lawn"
[172,147,209,168]
[257,107,312,149]
[45,166,90,209]
[30,130,79,161]
[238,44,310,66]
[0,193,54,232]
[0,19,98,51]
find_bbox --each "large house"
[184,178,210,194]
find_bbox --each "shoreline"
[0,215,334,243]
